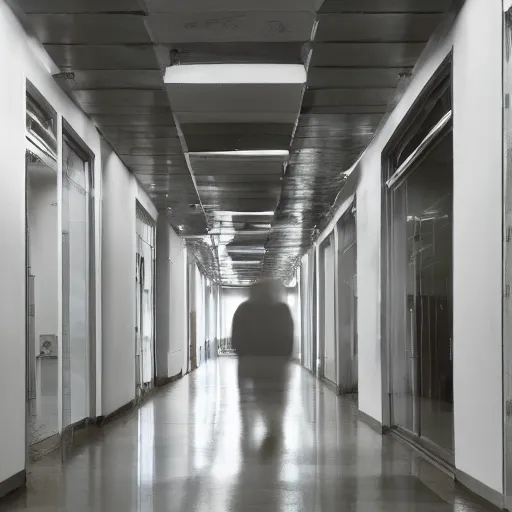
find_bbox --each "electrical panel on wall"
[39,334,57,358]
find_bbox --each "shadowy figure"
[231,280,294,459]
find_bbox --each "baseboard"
[61,417,102,461]
[29,433,61,461]
[0,470,26,499]
[155,371,182,387]
[389,428,455,478]
[455,469,504,510]
[96,399,136,427]
[320,377,339,395]
[358,409,386,434]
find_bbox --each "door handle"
[409,308,416,358]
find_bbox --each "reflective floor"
[1,359,494,511]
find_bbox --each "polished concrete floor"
[1,359,495,511]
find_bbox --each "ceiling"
[15,0,452,285]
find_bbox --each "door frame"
[503,7,512,509]
[25,85,59,453]
[381,55,454,463]
[135,201,156,395]
[62,120,96,424]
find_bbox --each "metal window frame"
[386,111,453,190]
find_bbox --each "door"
[135,204,156,395]
[389,134,454,455]
[337,208,358,394]
[62,134,93,427]
[323,238,336,383]
[504,9,512,507]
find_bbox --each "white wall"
[156,217,187,379]
[286,284,301,359]
[195,267,206,364]
[101,141,136,416]
[0,1,28,485]
[101,140,158,415]
[355,148,383,422]
[0,0,104,488]
[314,0,503,494]
[452,0,503,492]
[221,287,250,339]
[352,7,460,428]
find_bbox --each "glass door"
[25,91,59,447]
[320,235,337,384]
[136,204,156,396]
[389,181,420,435]
[62,135,92,427]
[388,127,454,456]
[385,63,454,459]
[336,207,358,395]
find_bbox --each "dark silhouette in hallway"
[231,280,294,459]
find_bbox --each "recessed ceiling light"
[164,64,307,85]
[231,260,261,265]
[189,150,289,158]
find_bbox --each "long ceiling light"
[214,211,275,217]
[209,229,270,236]
[189,150,289,158]
[227,247,266,254]
[164,64,307,85]
[231,260,262,265]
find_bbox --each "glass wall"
[26,92,59,445]
[387,76,454,457]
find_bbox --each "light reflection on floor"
[0,358,496,512]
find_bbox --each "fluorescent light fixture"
[189,150,289,158]
[251,223,272,230]
[214,211,275,217]
[231,260,262,265]
[164,64,307,85]
[227,247,266,255]
[209,230,269,236]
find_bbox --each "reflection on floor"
[1,359,494,511]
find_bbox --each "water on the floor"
[0,359,495,511]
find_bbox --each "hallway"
[1,359,493,512]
